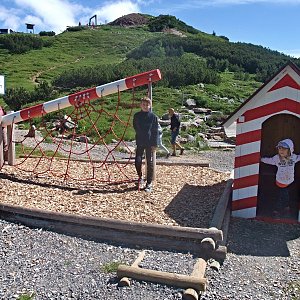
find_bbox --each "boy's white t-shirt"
[261,154,300,186]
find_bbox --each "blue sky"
[0,0,300,57]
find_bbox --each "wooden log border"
[210,178,233,230]
[0,203,226,259]
[19,155,210,167]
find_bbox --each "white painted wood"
[234,163,260,179]
[232,207,257,218]
[235,141,261,157]
[232,185,258,201]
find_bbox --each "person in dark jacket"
[133,97,158,192]
[168,108,184,156]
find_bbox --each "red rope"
[2,88,141,186]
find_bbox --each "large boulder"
[185,98,197,108]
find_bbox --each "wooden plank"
[0,125,4,167]
[19,155,209,167]
[220,207,231,246]
[210,178,233,229]
[0,209,227,260]
[0,203,223,241]
[183,258,207,300]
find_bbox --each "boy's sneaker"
[171,152,176,156]
[144,183,152,193]
[180,148,184,155]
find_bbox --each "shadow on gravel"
[227,218,300,257]
[164,181,227,228]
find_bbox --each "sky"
[0,0,300,58]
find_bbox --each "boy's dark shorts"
[171,130,179,144]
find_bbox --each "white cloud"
[0,6,23,30]
[0,0,142,33]
[14,0,88,33]
[202,0,300,4]
[94,1,140,25]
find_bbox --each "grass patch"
[285,281,300,300]
[17,293,35,300]
[101,261,123,273]
[15,143,67,159]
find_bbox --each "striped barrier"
[1,69,162,127]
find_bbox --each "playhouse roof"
[223,61,300,137]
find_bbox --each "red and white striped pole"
[1,69,162,126]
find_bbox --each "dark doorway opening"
[257,113,300,221]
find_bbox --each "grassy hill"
[0,14,298,146]
[0,25,156,90]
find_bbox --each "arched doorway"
[257,113,300,221]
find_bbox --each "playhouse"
[223,62,300,223]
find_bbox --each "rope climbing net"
[0,69,161,188]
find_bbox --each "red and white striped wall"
[1,69,161,127]
[224,63,300,222]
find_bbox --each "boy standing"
[133,97,158,192]
[261,138,300,217]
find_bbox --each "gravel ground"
[0,216,299,299]
[0,136,299,300]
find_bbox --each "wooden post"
[183,258,207,300]
[201,237,216,252]
[7,124,15,165]
[0,125,4,166]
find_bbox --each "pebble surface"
[0,149,299,300]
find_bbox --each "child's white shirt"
[261,153,300,186]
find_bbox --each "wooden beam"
[19,155,209,167]
[117,265,208,291]
[210,178,233,229]
[0,125,4,167]
[183,258,207,300]
[7,124,15,165]
[0,203,223,241]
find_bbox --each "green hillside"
[0,14,299,145]
[0,25,156,90]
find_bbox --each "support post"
[0,124,3,166]
[7,124,15,165]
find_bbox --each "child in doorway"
[133,97,158,192]
[261,138,300,217]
